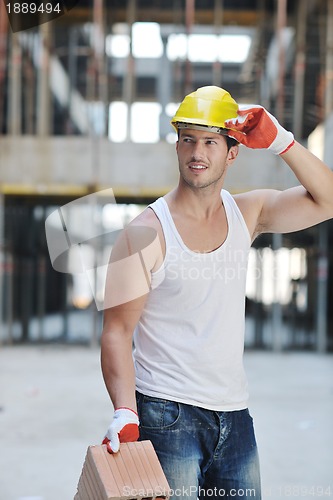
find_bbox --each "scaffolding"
[1,0,333,350]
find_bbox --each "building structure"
[1,0,333,351]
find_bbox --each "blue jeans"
[136,392,261,499]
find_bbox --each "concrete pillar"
[185,0,195,95]
[316,223,328,353]
[275,0,287,123]
[0,0,9,134]
[325,0,333,116]
[272,232,284,351]
[37,24,51,136]
[0,2,7,341]
[22,32,36,134]
[123,0,136,142]
[93,0,107,136]
[254,248,264,348]
[67,26,78,134]
[8,33,22,135]
[256,0,266,104]
[0,194,4,343]
[313,0,333,353]
[212,0,223,87]
[293,0,307,140]
[158,35,172,140]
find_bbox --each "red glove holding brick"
[103,407,139,453]
[224,104,295,155]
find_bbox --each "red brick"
[74,441,171,500]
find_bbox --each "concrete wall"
[0,136,302,197]
[324,113,333,169]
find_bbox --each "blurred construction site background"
[0,1,333,499]
[1,0,333,351]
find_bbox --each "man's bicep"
[259,186,324,234]
[104,224,161,310]
[104,245,151,310]
[102,228,151,335]
[102,294,148,339]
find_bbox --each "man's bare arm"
[101,209,164,411]
[101,297,148,412]
[257,141,333,234]
[227,106,333,238]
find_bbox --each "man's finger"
[225,113,250,127]
[102,436,120,454]
[224,129,247,142]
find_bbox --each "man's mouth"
[188,164,208,171]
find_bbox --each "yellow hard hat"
[171,86,238,133]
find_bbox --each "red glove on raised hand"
[224,105,295,155]
[102,407,139,454]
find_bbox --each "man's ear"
[227,145,239,165]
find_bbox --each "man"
[101,86,333,499]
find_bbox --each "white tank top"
[133,189,251,411]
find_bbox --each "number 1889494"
[6,2,62,14]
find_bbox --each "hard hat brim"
[173,122,231,136]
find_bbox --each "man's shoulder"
[127,202,165,255]
[128,203,161,231]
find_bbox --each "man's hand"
[224,105,294,155]
[102,407,139,453]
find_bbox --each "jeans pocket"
[137,393,180,429]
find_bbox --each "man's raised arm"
[225,105,333,235]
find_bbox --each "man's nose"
[191,141,205,160]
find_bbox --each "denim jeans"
[136,392,261,500]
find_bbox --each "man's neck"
[165,183,225,220]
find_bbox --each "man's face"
[176,128,238,190]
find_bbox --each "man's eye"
[206,140,217,145]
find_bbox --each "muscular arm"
[236,142,333,239]
[260,142,333,234]
[101,209,164,412]
[101,297,147,412]
[227,105,333,238]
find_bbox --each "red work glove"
[102,407,139,453]
[224,104,294,155]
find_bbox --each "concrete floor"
[0,346,332,500]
